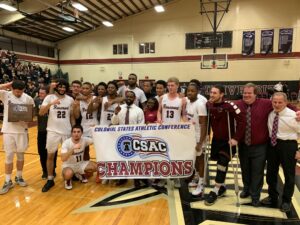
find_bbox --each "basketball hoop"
[201,53,228,69]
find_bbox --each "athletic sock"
[48,176,54,180]
[16,170,22,178]
[213,186,220,194]
[5,174,11,182]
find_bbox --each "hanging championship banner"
[242,31,255,56]
[260,29,274,54]
[93,123,196,179]
[279,28,293,54]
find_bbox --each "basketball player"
[185,84,207,197]
[157,77,187,188]
[87,81,120,183]
[117,73,147,108]
[73,82,98,161]
[62,125,97,190]
[40,79,75,192]
[204,85,246,206]
[0,80,34,195]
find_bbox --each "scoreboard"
[185,31,232,49]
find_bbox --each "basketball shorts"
[62,161,89,174]
[46,131,69,153]
[3,133,28,153]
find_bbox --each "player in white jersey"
[88,81,120,126]
[87,81,119,183]
[117,73,147,108]
[186,84,208,197]
[73,82,98,161]
[157,77,187,188]
[61,125,97,190]
[0,81,34,195]
[40,79,75,192]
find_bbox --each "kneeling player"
[61,125,97,190]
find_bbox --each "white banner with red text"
[93,123,196,179]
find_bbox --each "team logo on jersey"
[116,133,169,159]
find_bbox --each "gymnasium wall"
[57,0,300,84]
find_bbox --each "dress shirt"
[268,107,300,141]
[111,104,145,125]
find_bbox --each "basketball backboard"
[201,53,228,69]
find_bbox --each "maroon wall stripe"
[16,52,300,65]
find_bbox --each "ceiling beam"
[119,0,135,14]
[138,0,149,9]
[108,0,129,17]
[85,0,117,21]
[12,21,63,40]
[96,0,122,19]
[147,0,155,7]
[129,0,142,12]
[21,17,70,36]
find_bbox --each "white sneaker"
[192,184,203,196]
[157,180,166,188]
[15,176,27,187]
[81,174,88,183]
[0,180,14,195]
[174,178,181,188]
[64,180,72,190]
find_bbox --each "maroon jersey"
[207,100,246,142]
[144,109,158,123]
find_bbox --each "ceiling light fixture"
[102,21,113,27]
[154,5,165,13]
[71,2,88,11]
[62,27,75,32]
[0,3,17,12]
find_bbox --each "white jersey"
[42,94,74,135]
[61,137,93,165]
[0,90,34,134]
[100,96,118,125]
[80,97,98,137]
[161,94,183,123]
[186,98,207,142]
[117,86,147,106]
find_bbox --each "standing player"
[73,82,98,161]
[185,84,207,197]
[0,80,34,195]
[157,77,187,188]
[62,125,97,190]
[118,73,147,108]
[154,80,167,101]
[204,85,246,206]
[40,79,75,192]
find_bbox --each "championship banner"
[278,28,293,54]
[93,123,196,179]
[260,29,274,54]
[242,31,255,56]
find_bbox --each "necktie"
[125,106,130,125]
[271,112,279,146]
[245,105,251,146]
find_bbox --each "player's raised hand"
[114,104,121,115]
[51,98,61,105]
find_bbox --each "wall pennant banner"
[260,29,274,54]
[242,31,255,56]
[93,123,196,179]
[279,28,293,54]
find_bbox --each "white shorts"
[3,133,28,153]
[46,131,69,153]
[62,161,89,174]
